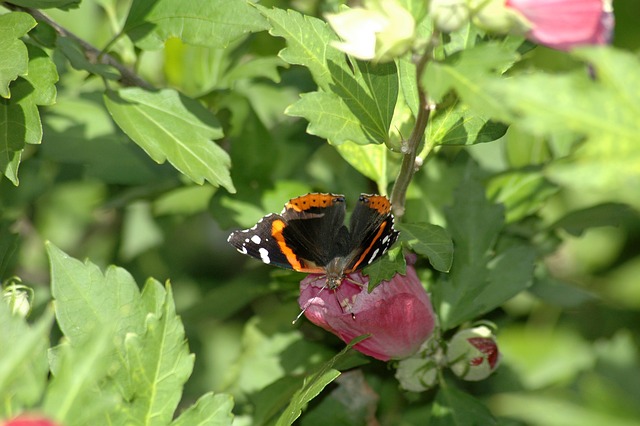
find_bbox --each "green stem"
[2,2,153,90]
[390,32,439,218]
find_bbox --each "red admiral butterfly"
[227,193,400,289]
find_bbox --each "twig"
[390,32,439,218]
[2,2,153,90]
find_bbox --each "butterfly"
[227,193,400,289]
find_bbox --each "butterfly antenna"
[292,278,329,324]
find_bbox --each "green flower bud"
[468,0,531,34]
[430,0,470,33]
[447,325,501,381]
[395,335,443,392]
[2,283,32,318]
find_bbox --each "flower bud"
[446,325,500,381]
[469,0,530,34]
[395,336,442,391]
[2,283,32,318]
[299,258,435,361]
[430,0,470,33]
[326,0,415,62]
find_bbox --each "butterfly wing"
[344,194,400,273]
[280,193,350,268]
[227,193,348,272]
[227,213,310,271]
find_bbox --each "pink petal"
[507,0,610,50]
[299,260,436,361]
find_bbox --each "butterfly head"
[324,257,351,290]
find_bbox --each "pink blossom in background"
[299,257,435,361]
[507,0,614,50]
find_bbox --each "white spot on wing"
[251,235,261,244]
[382,235,389,244]
[368,248,380,264]
[259,247,271,264]
[237,246,248,255]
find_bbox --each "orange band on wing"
[349,221,387,272]
[363,194,392,214]
[286,193,344,212]
[271,219,304,270]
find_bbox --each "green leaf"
[334,141,391,191]
[0,12,36,99]
[445,181,504,266]
[124,0,268,50]
[0,304,52,417]
[257,6,339,90]
[42,92,170,185]
[436,180,535,329]
[119,201,164,261]
[46,243,207,424]
[47,242,145,345]
[400,55,507,146]
[0,221,19,278]
[485,48,640,197]
[8,0,80,9]
[483,244,536,309]
[549,203,639,237]
[286,62,398,146]
[2,79,42,146]
[172,392,234,426]
[0,132,22,184]
[219,92,278,191]
[1,43,58,184]
[398,56,419,116]
[276,335,368,425]
[43,333,119,426]
[397,222,454,272]
[427,100,508,146]
[251,376,305,426]
[285,91,372,144]
[529,276,598,308]
[57,37,120,80]
[165,40,286,97]
[223,56,287,87]
[122,281,195,425]
[424,42,518,112]
[260,7,398,145]
[104,88,234,192]
[23,44,58,106]
[487,170,559,223]
[431,385,497,426]
[300,371,379,426]
[363,246,407,291]
[154,185,215,216]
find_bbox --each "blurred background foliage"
[1,0,640,425]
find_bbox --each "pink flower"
[298,258,435,361]
[2,415,60,426]
[507,0,614,50]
